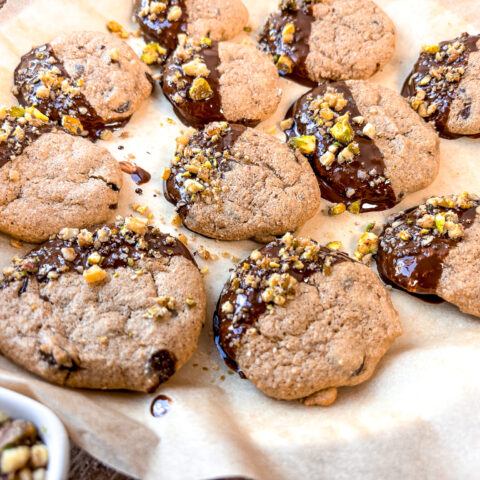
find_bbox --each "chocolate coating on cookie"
[214,235,351,373]
[163,37,281,128]
[259,0,395,84]
[14,32,153,139]
[165,122,246,216]
[2,223,193,289]
[258,1,315,86]
[376,193,479,296]
[134,0,187,51]
[164,121,320,241]
[285,82,395,212]
[0,217,206,392]
[134,0,248,53]
[402,33,480,138]
[0,106,53,169]
[163,39,225,127]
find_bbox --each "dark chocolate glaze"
[14,44,130,140]
[258,2,316,87]
[164,123,246,219]
[375,199,479,296]
[150,394,173,417]
[0,116,54,170]
[1,225,194,292]
[285,82,397,212]
[119,160,152,185]
[401,33,480,139]
[134,0,187,52]
[147,349,177,391]
[163,41,226,128]
[162,42,261,129]
[213,239,351,375]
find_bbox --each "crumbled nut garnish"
[109,48,119,62]
[348,200,361,215]
[170,214,182,226]
[124,216,149,234]
[61,115,83,135]
[276,54,293,74]
[280,118,294,131]
[189,77,213,101]
[282,23,295,43]
[178,234,188,245]
[83,265,107,284]
[289,135,316,154]
[185,297,197,307]
[77,229,93,247]
[8,170,20,181]
[357,232,379,255]
[61,247,77,262]
[167,5,183,21]
[141,43,167,65]
[326,241,342,251]
[106,20,129,38]
[328,203,346,216]
[182,57,210,77]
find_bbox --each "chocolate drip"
[2,225,193,292]
[164,123,246,218]
[213,240,350,375]
[258,3,316,87]
[150,394,173,417]
[285,82,397,212]
[376,200,478,296]
[0,116,53,169]
[134,0,187,52]
[401,33,480,138]
[119,161,152,185]
[14,44,130,140]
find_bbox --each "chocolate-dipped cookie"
[0,106,122,243]
[164,122,320,242]
[134,0,248,53]
[214,233,402,405]
[402,33,480,138]
[162,37,281,128]
[13,31,153,140]
[284,80,440,212]
[259,0,395,86]
[0,217,206,392]
[376,193,480,317]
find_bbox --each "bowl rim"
[0,386,70,480]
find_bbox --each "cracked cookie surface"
[0,109,122,243]
[0,218,206,391]
[259,0,395,85]
[14,31,153,139]
[164,122,320,242]
[214,234,401,404]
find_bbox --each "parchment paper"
[1,1,480,479]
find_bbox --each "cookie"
[214,233,401,404]
[283,80,440,213]
[402,33,480,138]
[0,106,122,243]
[134,0,249,52]
[259,0,395,85]
[162,37,281,128]
[13,31,153,140]
[376,192,480,317]
[0,217,206,392]
[164,122,320,242]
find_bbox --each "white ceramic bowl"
[0,387,70,480]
